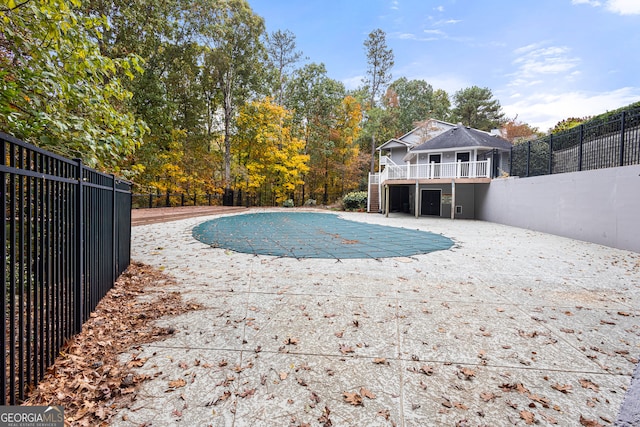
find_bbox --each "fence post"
[74,159,84,334]
[112,175,117,286]
[181,193,185,206]
[509,145,513,176]
[619,111,626,166]
[1,137,6,404]
[148,193,152,208]
[165,191,170,207]
[578,124,584,171]
[548,134,553,175]
[208,193,212,206]
[526,141,531,177]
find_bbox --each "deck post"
[384,185,390,218]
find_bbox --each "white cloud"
[432,18,462,25]
[572,0,640,14]
[509,43,580,86]
[390,31,440,42]
[342,75,364,90]
[390,0,399,10]
[435,5,444,12]
[503,87,640,131]
[571,0,602,6]
[606,0,640,15]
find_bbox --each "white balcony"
[374,160,491,184]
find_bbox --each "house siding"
[414,183,476,219]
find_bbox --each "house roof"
[410,125,512,152]
[395,119,457,141]
[377,118,457,152]
[377,138,411,151]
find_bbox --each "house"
[368,119,512,219]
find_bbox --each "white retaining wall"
[475,164,640,253]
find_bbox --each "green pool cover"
[192,212,454,259]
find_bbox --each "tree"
[326,96,363,199]
[451,86,504,131]
[550,117,590,134]
[363,28,394,173]
[384,78,434,132]
[431,89,451,122]
[503,116,542,144]
[185,0,266,205]
[234,98,308,205]
[286,63,345,204]
[0,0,146,169]
[265,29,304,106]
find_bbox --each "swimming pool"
[192,211,454,259]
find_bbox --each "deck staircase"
[368,184,379,213]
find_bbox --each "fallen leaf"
[284,337,299,345]
[318,406,332,426]
[168,379,186,388]
[459,367,475,379]
[206,391,231,406]
[377,409,390,420]
[552,383,573,394]
[480,391,497,402]
[360,387,376,399]
[334,331,344,338]
[310,392,321,405]
[373,358,387,365]
[579,379,599,392]
[453,402,468,410]
[343,391,363,406]
[238,388,255,398]
[579,415,604,426]
[172,409,182,417]
[339,344,355,354]
[279,372,288,380]
[419,365,435,375]
[520,410,535,425]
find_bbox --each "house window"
[456,152,470,162]
[428,154,441,163]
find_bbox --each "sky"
[248,0,640,132]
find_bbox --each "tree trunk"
[369,133,376,174]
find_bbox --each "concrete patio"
[113,209,640,426]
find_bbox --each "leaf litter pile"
[23,262,203,426]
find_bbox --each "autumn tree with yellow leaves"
[234,98,309,205]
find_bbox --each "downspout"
[415,179,419,218]
[450,179,456,220]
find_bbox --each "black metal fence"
[510,107,640,177]
[1,132,132,405]
[132,192,222,209]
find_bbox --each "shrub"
[304,199,317,206]
[342,191,367,211]
[283,199,294,208]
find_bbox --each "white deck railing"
[377,160,491,183]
